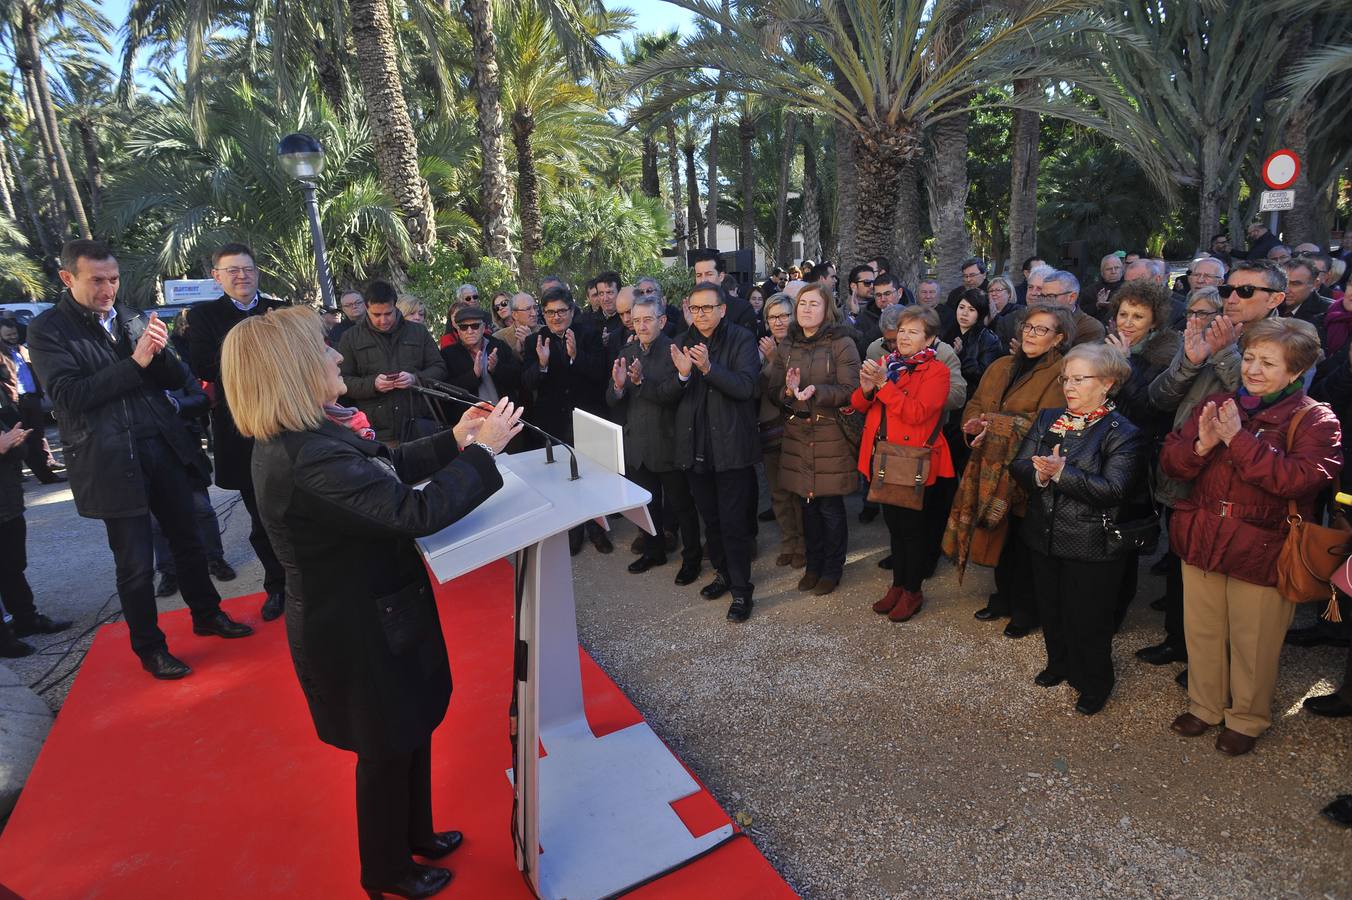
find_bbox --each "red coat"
[851,359,955,485]
[1159,391,1342,586]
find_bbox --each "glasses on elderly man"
[455,321,484,331]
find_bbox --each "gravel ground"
[9,459,1352,897]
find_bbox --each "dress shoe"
[788,552,806,569]
[589,530,614,554]
[363,864,452,899]
[1284,626,1349,649]
[1075,693,1107,716]
[1135,642,1187,666]
[411,830,463,859]
[36,473,66,484]
[192,611,254,639]
[1175,668,1188,689]
[155,573,179,597]
[888,590,923,623]
[1149,595,1167,612]
[141,648,191,680]
[726,596,754,623]
[1303,692,1352,718]
[1170,712,1211,737]
[630,534,645,554]
[674,562,701,586]
[627,555,666,574]
[208,559,237,581]
[12,614,73,637]
[1034,669,1065,688]
[872,587,905,614]
[858,505,879,524]
[775,552,795,567]
[973,606,1007,621]
[1004,622,1035,639]
[1215,727,1256,757]
[877,554,893,570]
[812,577,838,596]
[758,507,776,522]
[261,592,285,621]
[1321,795,1352,828]
[797,572,820,591]
[0,636,35,658]
[700,575,730,600]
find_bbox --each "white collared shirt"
[232,292,259,313]
[99,306,118,336]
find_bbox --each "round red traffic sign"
[1262,150,1300,190]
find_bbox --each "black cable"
[27,590,121,693]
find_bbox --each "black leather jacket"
[1011,409,1146,561]
[673,318,761,472]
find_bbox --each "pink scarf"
[324,403,375,442]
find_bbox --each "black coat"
[1283,294,1332,342]
[1234,230,1280,261]
[673,319,761,472]
[605,333,684,472]
[440,334,522,402]
[951,325,1002,387]
[189,293,290,490]
[0,399,25,524]
[28,295,199,519]
[338,316,447,444]
[1113,329,1182,447]
[252,423,502,758]
[1011,409,1146,561]
[854,302,884,360]
[520,324,608,443]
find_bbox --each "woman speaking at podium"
[221,307,523,899]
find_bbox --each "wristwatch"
[471,440,497,458]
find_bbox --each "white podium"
[416,447,734,899]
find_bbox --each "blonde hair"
[222,307,332,441]
[396,295,425,320]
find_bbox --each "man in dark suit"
[189,242,289,621]
[440,305,522,406]
[691,249,758,332]
[1279,257,1331,341]
[29,240,253,679]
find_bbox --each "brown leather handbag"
[1276,404,1351,606]
[866,406,942,511]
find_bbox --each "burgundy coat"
[1159,391,1342,586]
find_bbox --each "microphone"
[417,380,580,481]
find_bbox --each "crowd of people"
[6,231,1352,846]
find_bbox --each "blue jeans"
[800,494,847,581]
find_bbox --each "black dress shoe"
[1285,626,1350,649]
[208,559,237,581]
[12,614,73,637]
[877,555,893,570]
[589,530,614,554]
[627,555,666,574]
[1075,693,1108,716]
[141,648,191,679]
[411,830,463,859]
[858,505,879,524]
[261,592,285,621]
[1034,669,1065,688]
[364,864,452,899]
[674,562,701,586]
[1175,668,1188,689]
[1149,595,1167,612]
[155,574,179,597]
[1135,642,1187,665]
[1004,622,1035,639]
[700,575,730,600]
[758,507,776,522]
[192,611,254,639]
[1304,693,1352,718]
[727,596,754,622]
[973,606,1007,621]
[0,636,35,658]
[1322,795,1352,828]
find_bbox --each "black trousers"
[355,741,435,887]
[152,486,226,574]
[921,476,958,576]
[686,466,757,595]
[0,514,36,641]
[629,465,700,565]
[102,436,222,657]
[800,495,847,580]
[992,516,1037,626]
[239,477,286,596]
[1030,548,1126,699]
[882,503,928,591]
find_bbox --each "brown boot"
[812,577,838,596]
[797,572,820,591]
[872,587,905,614]
[788,552,806,568]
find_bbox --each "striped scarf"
[884,346,936,383]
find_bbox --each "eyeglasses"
[1021,323,1054,336]
[215,266,256,277]
[767,313,791,323]
[1057,375,1101,386]
[1217,284,1280,299]
[688,304,722,316]
[455,321,484,331]
[464,294,480,302]
[1186,308,1219,318]
[1041,290,1074,300]
[493,301,509,310]
[543,308,570,319]
[855,279,875,287]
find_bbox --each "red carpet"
[0,561,794,898]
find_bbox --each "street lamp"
[278,132,336,310]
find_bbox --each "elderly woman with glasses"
[757,293,805,569]
[1011,343,1145,716]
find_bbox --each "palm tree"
[0,214,45,297]
[772,110,796,268]
[537,186,670,284]
[627,0,1167,272]
[0,105,55,267]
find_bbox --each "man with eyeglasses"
[493,292,540,357]
[441,304,521,414]
[522,287,612,554]
[853,270,896,359]
[1278,257,1331,340]
[1209,233,1232,266]
[191,242,290,620]
[945,257,989,309]
[330,289,366,347]
[670,284,762,622]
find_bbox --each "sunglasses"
[1217,284,1280,299]
[464,294,480,302]
[494,301,509,309]
[455,321,484,331]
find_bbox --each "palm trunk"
[1281,97,1317,246]
[1007,79,1040,277]
[853,125,920,275]
[833,119,858,270]
[511,109,540,288]
[75,119,102,223]
[21,6,91,239]
[0,133,15,222]
[350,0,438,261]
[640,135,661,198]
[1198,130,1224,253]
[800,118,821,263]
[706,95,723,248]
[924,111,971,293]
[892,157,921,290]
[2,131,55,267]
[314,36,348,114]
[665,122,687,259]
[684,141,705,250]
[773,113,796,268]
[461,0,515,268]
[738,116,755,253]
[20,67,66,237]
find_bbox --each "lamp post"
[277,132,336,310]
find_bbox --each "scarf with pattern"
[324,403,376,441]
[1050,400,1114,436]
[1236,380,1302,412]
[884,346,936,383]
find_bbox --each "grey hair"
[1101,253,1123,267]
[455,284,478,301]
[879,304,908,331]
[632,294,666,318]
[1126,258,1168,281]
[1190,256,1227,276]
[1027,264,1056,282]
[1063,342,1131,394]
[763,292,794,320]
[635,276,664,300]
[1185,286,1222,312]
[919,278,941,290]
[1045,270,1080,294]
